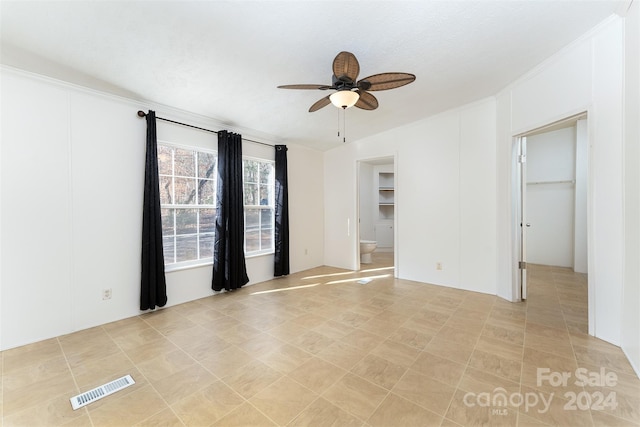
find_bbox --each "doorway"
[514,114,588,310]
[357,156,396,271]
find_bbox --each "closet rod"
[526,179,575,185]
[137,110,274,148]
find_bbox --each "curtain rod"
[137,110,274,148]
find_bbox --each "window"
[158,144,274,269]
[243,158,275,255]
[159,145,216,267]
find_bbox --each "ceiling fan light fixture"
[330,90,359,109]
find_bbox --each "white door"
[375,223,394,248]
[519,137,529,300]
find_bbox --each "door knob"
[526,223,531,227]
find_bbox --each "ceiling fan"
[278,51,416,112]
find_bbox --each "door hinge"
[519,261,527,269]
[518,155,526,163]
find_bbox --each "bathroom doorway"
[357,156,396,272]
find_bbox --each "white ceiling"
[0,1,628,151]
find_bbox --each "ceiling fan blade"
[309,95,331,112]
[333,51,360,83]
[354,90,379,110]
[357,72,416,91]
[278,84,332,90]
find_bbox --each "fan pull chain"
[343,108,347,143]
[336,108,348,143]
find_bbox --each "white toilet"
[360,240,377,264]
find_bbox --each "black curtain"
[212,131,249,291]
[140,110,167,310]
[274,145,290,276]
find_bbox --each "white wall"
[287,143,325,273]
[526,126,576,268]
[0,67,324,350]
[496,16,625,345]
[324,98,497,295]
[622,0,640,376]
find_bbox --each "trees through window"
[158,144,274,269]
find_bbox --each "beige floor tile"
[288,357,347,394]
[369,339,421,368]
[134,408,184,426]
[468,348,522,383]
[257,343,313,374]
[518,385,595,426]
[136,349,196,382]
[211,401,278,426]
[410,351,466,387]
[198,345,255,378]
[322,373,389,421]
[590,408,640,426]
[457,366,520,394]
[367,393,442,427]
[221,359,282,399]
[572,344,637,376]
[88,384,168,427]
[392,369,456,416]
[445,388,518,427]
[387,326,434,350]
[517,411,551,426]
[171,380,245,426]
[525,321,570,341]
[71,351,137,389]
[351,354,407,390]
[475,335,523,361]
[150,363,216,404]
[141,309,198,336]
[288,397,362,427]
[250,376,319,425]
[3,259,635,426]
[171,332,232,362]
[2,338,64,374]
[358,317,401,338]
[267,320,311,342]
[59,329,122,368]
[334,310,372,329]
[2,392,86,426]
[312,319,357,340]
[290,330,335,354]
[3,364,77,416]
[524,332,575,360]
[109,323,164,350]
[316,341,366,370]
[340,329,385,353]
[424,336,475,365]
[235,331,285,355]
[405,308,451,331]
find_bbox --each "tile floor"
[1,253,638,426]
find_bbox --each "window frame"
[158,141,218,272]
[242,156,276,257]
[157,142,276,272]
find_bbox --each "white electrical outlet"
[102,288,112,300]
[436,262,443,271]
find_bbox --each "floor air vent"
[70,374,135,410]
